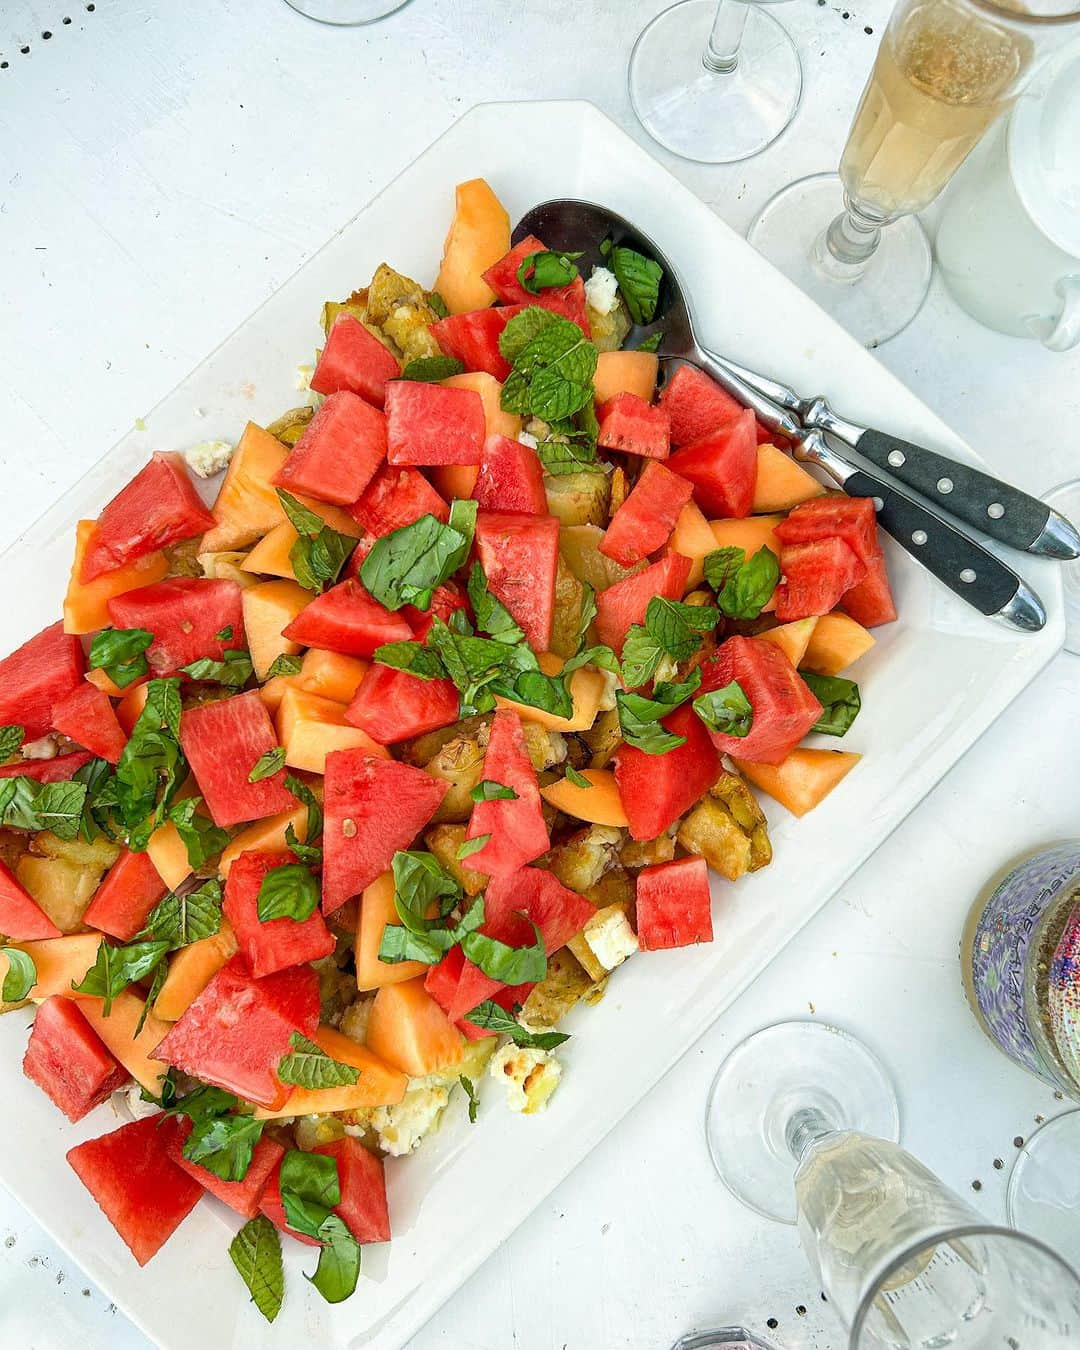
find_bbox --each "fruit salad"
[0,177,896,1320]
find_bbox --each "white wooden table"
[1,2,1078,1347]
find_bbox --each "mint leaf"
[285,774,323,843]
[466,1000,570,1050]
[141,879,223,949]
[563,765,591,790]
[498,306,560,363]
[180,650,253,687]
[459,1074,479,1123]
[248,747,286,782]
[515,249,583,294]
[168,797,229,868]
[277,1032,359,1089]
[113,678,186,848]
[610,246,663,325]
[645,597,720,661]
[88,627,154,689]
[637,331,663,354]
[265,653,302,678]
[285,822,322,867]
[456,834,491,860]
[0,778,89,840]
[803,673,861,737]
[167,1084,238,1125]
[71,939,170,1015]
[1,948,36,1002]
[229,1216,283,1324]
[470,780,518,802]
[693,680,753,738]
[184,1112,264,1182]
[704,546,780,620]
[620,624,664,690]
[533,436,607,477]
[256,863,320,923]
[0,726,24,762]
[373,640,449,680]
[499,309,598,423]
[461,918,547,985]
[616,668,702,755]
[401,355,465,382]
[360,513,470,612]
[307,1212,361,1305]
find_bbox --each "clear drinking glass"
[746,0,1080,346]
[628,0,802,164]
[282,0,411,24]
[671,1330,779,1349]
[707,1021,1080,1347]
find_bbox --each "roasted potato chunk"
[620,832,676,871]
[549,554,587,660]
[581,708,622,770]
[583,866,635,911]
[366,264,442,364]
[608,466,629,519]
[522,724,567,772]
[521,947,598,1027]
[164,538,203,579]
[424,824,486,896]
[424,728,490,823]
[677,770,772,880]
[267,404,315,446]
[546,825,624,894]
[544,470,611,526]
[30,831,120,870]
[16,856,103,933]
[587,299,632,353]
[559,524,642,592]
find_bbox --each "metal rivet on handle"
[911,529,927,546]
[987,502,1005,519]
[888,450,906,468]
[873,496,884,512]
[937,477,954,494]
[960,568,977,583]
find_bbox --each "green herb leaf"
[401,355,465,382]
[803,673,862,737]
[616,668,702,755]
[499,309,598,423]
[167,1084,238,1125]
[277,490,356,594]
[704,546,780,620]
[214,625,234,642]
[141,1067,179,1109]
[427,291,450,319]
[457,834,491,861]
[180,649,254,687]
[266,653,303,679]
[283,1191,332,1240]
[470,779,518,802]
[280,1148,341,1208]
[256,863,320,923]
[498,306,560,363]
[1,948,36,1002]
[620,625,664,689]
[637,331,663,354]
[515,249,583,294]
[372,640,449,680]
[141,878,224,949]
[168,797,230,868]
[249,747,286,783]
[459,1074,479,1123]
[562,643,621,678]
[284,774,323,844]
[575,582,598,652]
[461,918,547,985]
[392,850,461,932]
[467,563,525,644]
[277,1032,359,1089]
[285,822,322,867]
[466,1000,570,1050]
[377,924,454,966]
[229,1216,284,1324]
[693,680,753,738]
[71,939,170,1015]
[113,678,186,848]
[184,1112,265,1182]
[645,596,720,660]
[610,246,663,325]
[563,765,591,790]
[533,435,607,477]
[134,958,168,1037]
[88,627,154,689]
[0,778,89,840]
[0,726,25,762]
[360,513,470,612]
[307,1213,361,1305]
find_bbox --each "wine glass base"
[706,1021,899,1224]
[1007,1110,1080,1269]
[628,0,803,164]
[282,0,411,24]
[1043,480,1080,654]
[746,173,932,348]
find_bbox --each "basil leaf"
[515,249,583,294]
[88,627,154,689]
[168,797,230,868]
[457,834,491,860]
[427,291,450,319]
[256,863,320,923]
[266,653,303,678]
[276,489,326,540]
[249,747,286,782]
[447,498,477,568]
[705,546,780,620]
[561,643,621,678]
[498,305,560,363]
[693,680,753,738]
[141,1067,179,1109]
[285,774,323,843]
[184,1112,265,1182]
[533,436,607,477]
[461,918,547,985]
[279,1148,340,1207]
[277,1032,359,1089]
[491,667,574,721]
[229,1215,284,1324]
[113,678,185,846]
[637,331,663,354]
[610,246,663,325]
[802,673,862,737]
[284,1192,332,1240]
[392,850,461,933]
[616,667,702,755]
[377,923,454,966]
[645,596,720,661]
[71,939,170,1015]
[360,513,470,612]
[470,780,518,802]
[575,582,597,652]
[467,563,525,644]
[0,726,24,762]
[372,640,448,680]
[307,1213,361,1305]
[620,624,664,689]
[167,1084,238,1125]
[141,879,224,949]
[134,958,168,1037]
[214,625,234,642]
[276,490,356,594]
[465,1000,570,1050]
[400,355,465,382]
[563,765,592,790]
[459,1074,479,1123]
[1,948,36,1002]
[285,823,322,867]
[180,650,254,687]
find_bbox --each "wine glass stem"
[786,1106,838,1160]
[703,0,749,75]
[824,195,884,267]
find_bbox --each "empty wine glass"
[282,0,411,23]
[628,0,802,164]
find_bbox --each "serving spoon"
[514,200,1049,632]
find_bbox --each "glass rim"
[848,1222,1080,1347]
[964,0,1080,26]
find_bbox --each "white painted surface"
[0,2,1077,1348]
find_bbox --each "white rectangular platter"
[0,100,1063,1350]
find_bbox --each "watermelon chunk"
[430,306,525,381]
[635,857,713,950]
[775,538,865,621]
[322,749,449,914]
[345,664,460,744]
[23,996,128,1122]
[151,956,308,1108]
[66,1114,203,1265]
[282,578,413,658]
[107,577,245,678]
[84,846,169,942]
[614,704,721,840]
[223,850,336,978]
[842,551,897,628]
[463,710,549,876]
[660,364,744,445]
[474,511,560,651]
[348,463,450,537]
[775,496,880,566]
[0,860,63,940]
[259,963,321,1037]
[385,381,486,467]
[273,391,387,506]
[166,1115,284,1219]
[179,691,295,828]
[600,461,694,567]
[80,453,215,583]
[698,635,823,765]
[595,553,693,654]
[482,238,589,332]
[471,435,547,515]
[597,392,671,460]
[403,580,470,641]
[49,682,127,764]
[667,409,758,518]
[314,1137,391,1244]
[0,751,93,783]
[309,314,400,408]
[426,939,534,1034]
[0,621,86,740]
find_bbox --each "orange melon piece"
[366,977,464,1077]
[275,685,388,775]
[146,822,193,892]
[734,748,861,817]
[116,682,149,735]
[153,922,239,1021]
[493,651,606,733]
[355,871,430,991]
[79,989,173,1096]
[430,462,480,501]
[243,501,366,583]
[443,371,521,440]
[201,421,290,553]
[259,673,299,714]
[593,350,659,405]
[85,668,126,698]
[752,444,824,513]
[540,769,628,827]
[197,550,260,589]
[801,612,876,676]
[709,514,784,558]
[63,520,170,636]
[241,578,310,680]
[434,178,510,314]
[297,649,368,704]
[2,933,102,1000]
[219,803,308,877]
[253,1025,408,1120]
[756,618,818,669]
[669,501,718,589]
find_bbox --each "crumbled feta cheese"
[584,906,639,973]
[339,995,374,1046]
[369,1084,450,1156]
[518,431,538,449]
[21,735,59,761]
[488,1043,562,1115]
[110,1084,161,1122]
[585,266,619,316]
[294,363,315,392]
[183,439,234,479]
[596,667,619,713]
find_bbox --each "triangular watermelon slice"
[50,682,127,765]
[667,409,758,518]
[0,620,86,740]
[282,578,413,658]
[474,511,560,652]
[595,553,692,654]
[0,860,63,940]
[463,709,549,876]
[698,636,822,765]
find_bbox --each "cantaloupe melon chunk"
[146,822,193,892]
[443,371,521,440]
[366,977,464,1077]
[593,350,659,405]
[752,444,825,513]
[734,748,860,817]
[79,989,173,1096]
[241,521,300,580]
[253,1025,408,1119]
[153,922,239,1021]
[669,501,718,589]
[355,871,430,992]
[116,682,149,735]
[85,668,126,698]
[297,649,368,704]
[493,652,606,733]
[540,769,628,827]
[259,674,299,714]
[2,933,102,1000]
[434,178,510,314]
[709,514,784,558]
[16,857,100,933]
[219,802,308,877]
[241,578,310,680]
[800,612,875,676]
[275,685,388,775]
[756,618,819,670]
[63,520,170,635]
[429,463,480,501]
[201,422,290,553]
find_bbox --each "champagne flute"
[747,0,1080,347]
[281,0,411,23]
[706,1021,1080,1346]
[628,0,802,163]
